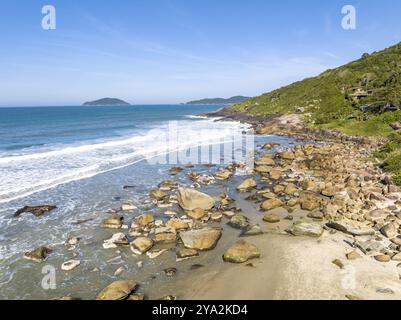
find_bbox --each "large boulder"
[223,240,261,263]
[180,228,222,251]
[96,280,137,300]
[286,222,324,237]
[177,188,215,211]
[15,205,57,217]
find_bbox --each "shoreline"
[2,107,401,300]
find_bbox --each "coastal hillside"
[233,41,401,184]
[187,96,250,105]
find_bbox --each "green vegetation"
[233,42,401,184]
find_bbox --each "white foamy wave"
[0,119,251,204]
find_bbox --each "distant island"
[186,96,250,105]
[83,98,131,106]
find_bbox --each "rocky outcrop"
[15,205,57,217]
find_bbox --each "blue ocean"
[0,105,245,204]
[0,104,296,299]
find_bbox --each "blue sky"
[1,0,401,106]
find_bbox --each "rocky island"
[83,98,131,106]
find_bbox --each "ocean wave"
[0,118,250,204]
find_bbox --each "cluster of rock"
[18,130,401,300]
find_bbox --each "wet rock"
[159,180,179,190]
[177,188,215,211]
[61,260,80,271]
[237,178,257,191]
[215,169,233,180]
[380,223,397,239]
[241,224,263,237]
[164,268,177,277]
[96,280,137,300]
[15,205,56,217]
[187,208,206,220]
[180,228,222,251]
[130,237,154,254]
[170,166,183,175]
[146,249,168,259]
[286,222,324,237]
[23,247,52,263]
[103,233,129,249]
[65,237,80,250]
[223,240,261,263]
[166,218,190,230]
[150,189,168,201]
[210,212,223,222]
[228,214,250,229]
[176,248,199,261]
[101,215,123,229]
[261,198,283,211]
[263,213,281,223]
[155,232,177,243]
[326,221,375,237]
[135,214,154,228]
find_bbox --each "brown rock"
[187,208,206,220]
[223,240,261,263]
[263,213,281,223]
[261,198,283,211]
[96,280,137,300]
[130,237,154,254]
[179,228,222,251]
